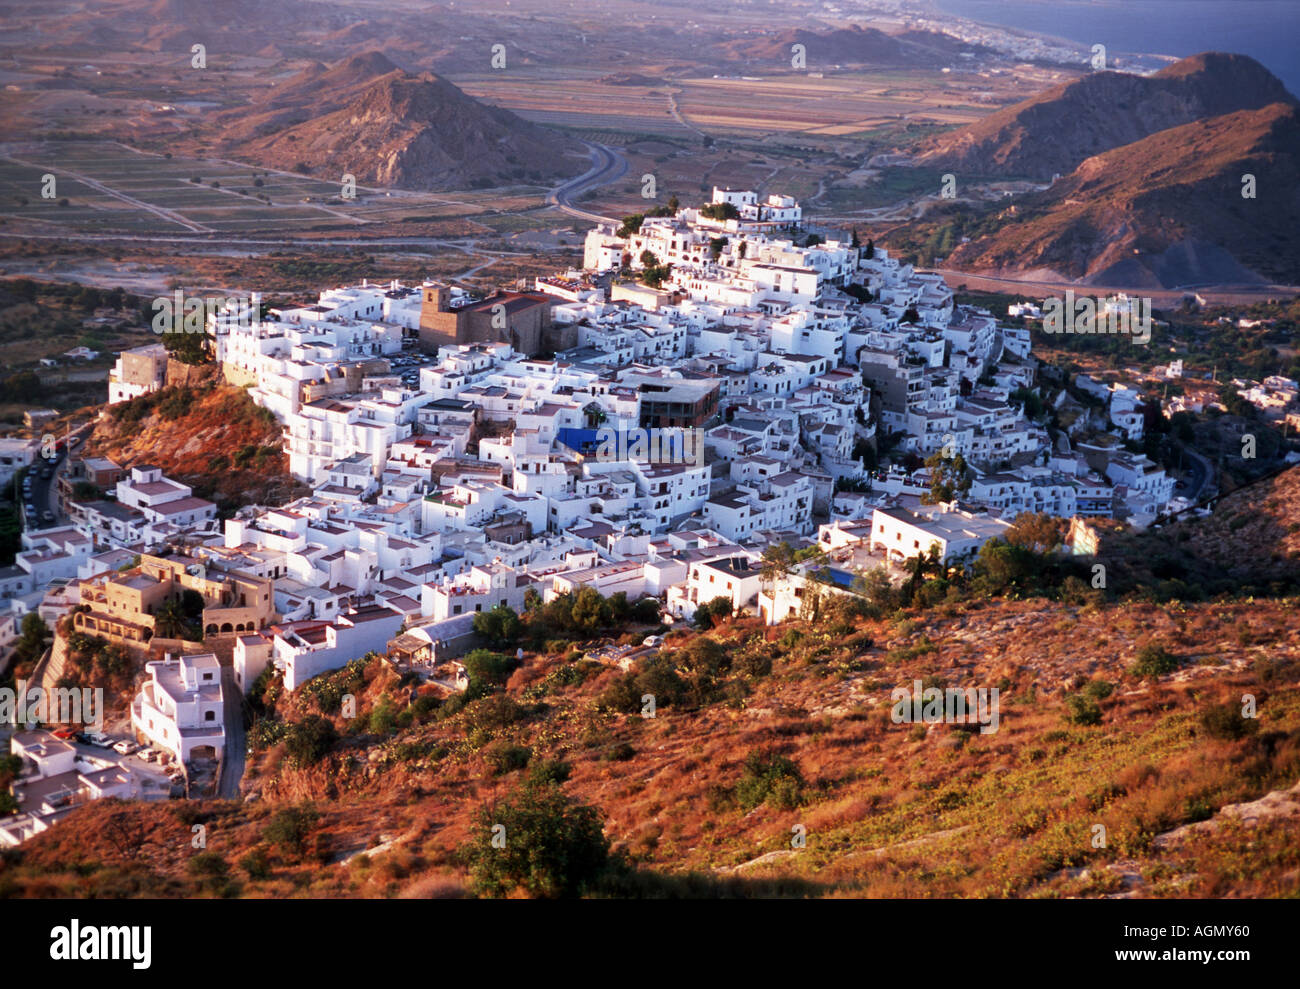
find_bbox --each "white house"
[131,652,225,763]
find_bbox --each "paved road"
[22,421,94,533]
[546,142,628,225]
[1180,444,1217,503]
[216,665,245,799]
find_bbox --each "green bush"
[484,741,532,775]
[527,758,572,786]
[464,781,609,898]
[1199,701,1259,741]
[1130,643,1179,679]
[1064,693,1103,726]
[284,716,337,767]
[735,750,804,811]
[263,804,319,858]
[187,851,229,879]
[239,846,271,879]
[1082,679,1114,700]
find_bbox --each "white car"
[113,740,139,755]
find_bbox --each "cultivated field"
[0,142,560,238]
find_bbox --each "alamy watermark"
[1041,291,1151,345]
[0,682,103,729]
[891,679,1000,734]
[593,427,704,467]
[151,291,256,334]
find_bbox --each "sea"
[933,0,1300,96]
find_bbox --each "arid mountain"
[218,54,584,190]
[917,53,1297,180]
[715,24,985,68]
[933,102,1300,286]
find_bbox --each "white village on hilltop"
[0,189,1190,839]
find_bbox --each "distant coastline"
[928,0,1300,94]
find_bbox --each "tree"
[161,327,207,365]
[921,449,972,505]
[901,306,921,324]
[844,283,873,304]
[465,781,610,898]
[153,597,191,640]
[473,603,522,646]
[694,595,733,629]
[699,201,739,221]
[864,238,875,260]
[901,543,944,604]
[1005,513,1064,554]
[759,541,798,590]
[462,649,519,698]
[14,613,48,662]
[102,808,148,860]
[284,716,337,767]
[571,586,610,632]
[631,596,662,624]
[617,213,645,237]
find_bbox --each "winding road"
[546,141,628,225]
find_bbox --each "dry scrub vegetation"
[5,472,1300,900]
[3,591,1297,900]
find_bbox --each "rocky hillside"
[83,369,306,509]
[221,52,584,191]
[1105,460,1300,592]
[4,592,1297,899]
[5,469,1299,899]
[930,101,1300,286]
[916,52,1297,181]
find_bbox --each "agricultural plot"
[0,142,559,238]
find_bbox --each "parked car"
[113,740,139,755]
[83,731,113,747]
[643,635,664,647]
[51,726,78,740]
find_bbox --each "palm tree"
[153,597,190,640]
